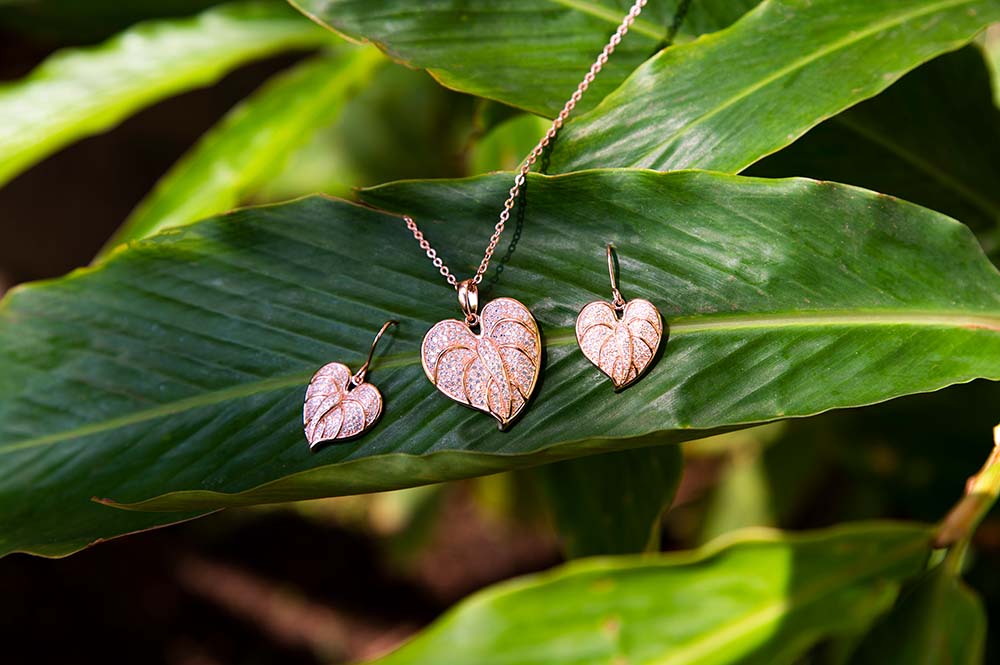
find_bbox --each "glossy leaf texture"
[749,46,1000,232]
[549,0,1000,174]
[851,565,987,665]
[4,169,1000,557]
[287,0,761,117]
[0,1,331,188]
[100,47,384,256]
[535,445,683,557]
[368,523,931,665]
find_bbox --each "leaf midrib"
[633,0,975,167]
[1,309,996,455]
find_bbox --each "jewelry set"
[303,0,662,448]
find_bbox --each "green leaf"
[749,46,1000,231]
[469,113,551,175]
[549,0,1000,174]
[287,0,761,117]
[0,1,331,188]
[367,522,931,665]
[851,564,986,665]
[684,424,814,543]
[536,445,683,557]
[699,447,776,544]
[3,169,1000,557]
[100,46,385,255]
[254,64,477,202]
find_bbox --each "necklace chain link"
[404,0,649,289]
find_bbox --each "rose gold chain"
[404,0,649,289]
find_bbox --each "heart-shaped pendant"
[576,298,662,390]
[421,282,541,430]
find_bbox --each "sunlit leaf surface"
[101,47,384,255]
[0,1,331,187]
[370,523,930,665]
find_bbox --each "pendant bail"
[457,279,480,326]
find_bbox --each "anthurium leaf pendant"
[421,297,541,430]
[577,298,663,390]
[303,362,383,447]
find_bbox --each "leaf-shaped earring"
[576,244,663,390]
[303,320,397,448]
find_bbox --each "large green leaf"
[851,564,986,665]
[368,522,931,665]
[536,445,683,557]
[287,0,761,117]
[100,46,385,256]
[3,169,1000,557]
[749,46,1000,232]
[549,0,1000,174]
[0,1,331,188]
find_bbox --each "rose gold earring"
[576,244,663,390]
[303,320,397,448]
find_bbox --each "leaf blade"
[549,0,1000,174]
[3,170,1000,556]
[287,0,761,116]
[748,45,1000,231]
[100,46,385,255]
[851,564,987,665]
[368,522,931,665]
[536,444,683,557]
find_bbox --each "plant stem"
[935,425,1000,575]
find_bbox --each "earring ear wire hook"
[607,243,625,311]
[352,320,398,386]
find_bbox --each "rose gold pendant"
[397,1,651,414]
[576,245,662,390]
[421,280,541,430]
[303,320,396,448]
